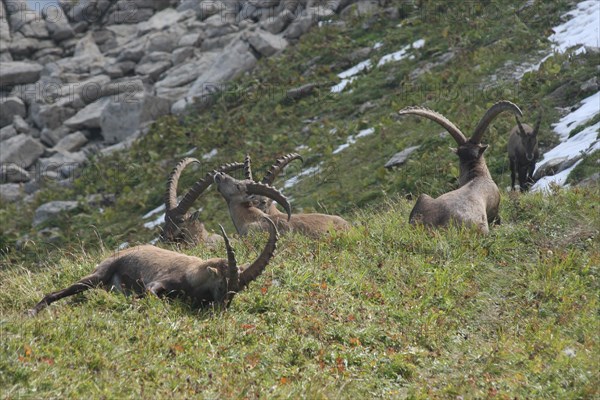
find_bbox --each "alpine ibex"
[29,217,278,316]
[161,158,243,246]
[213,168,292,236]
[399,101,523,234]
[238,154,350,237]
[508,115,541,191]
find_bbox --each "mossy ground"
[1,1,599,398]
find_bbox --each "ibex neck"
[458,157,491,186]
[228,201,263,235]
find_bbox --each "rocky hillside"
[0,0,598,259]
[1,0,363,202]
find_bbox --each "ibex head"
[161,158,243,245]
[399,101,522,185]
[515,115,541,162]
[214,171,291,235]
[248,153,303,213]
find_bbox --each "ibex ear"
[478,144,488,156]
[207,267,219,277]
[450,147,458,154]
[190,211,200,221]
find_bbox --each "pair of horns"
[165,158,244,217]
[398,100,523,144]
[243,153,304,185]
[515,114,542,136]
[219,216,278,303]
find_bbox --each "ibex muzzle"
[399,100,523,234]
[29,218,278,316]
[508,115,541,191]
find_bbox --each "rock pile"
[0,0,366,203]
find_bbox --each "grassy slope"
[1,190,598,398]
[1,1,599,398]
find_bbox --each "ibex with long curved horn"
[29,217,278,315]
[508,115,541,191]
[399,100,523,234]
[248,153,351,237]
[213,170,292,236]
[161,158,243,246]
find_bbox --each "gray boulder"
[30,96,77,130]
[43,5,75,41]
[155,54,217,90]
[40,126,71,147]
[184,40,257,105]
[0,96,26,127]
[0,124,17,141]
[0,134,45,168]
[64,97,112,130]
[0,61,43,87]
[246,29,288,57]
[0,183,23,203]
[283,15,314,39]
[12,115,30,134]
[100,92,171,143]
[1,163,30,183]
[54,131,88,152]
[135,60,172,81]
[384,146,421,169]
[137,8,192,34]
[33,200,79,227]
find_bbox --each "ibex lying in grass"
[161,158,243,246]
[399,101,523,234]
[213,167,292,236]
[29,218,278,316]
[229,154,350,237]
[508,116,541,191]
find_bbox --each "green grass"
[1,1,599,398]
[1,189,598,398]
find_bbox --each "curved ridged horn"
[471,100,522,143]
[165,158,200,212]
[239,216,278,290]
[174,162,244,215]
[515,116,527,136]
[261,153,304,185]
[398,106,467,145]
[245,182,291,221]
[219,224,239,296]
[244,154,253,180]
[532,114,542,136]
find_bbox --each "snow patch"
[356,127,375,138]
[143,204,165,219]
[333,127,375,154]
[549,0,600,53]
[532,91,600,192]
[330,60,372,93]
[532,159,583,192]
[202,148,218,160]
[143,213,165,229]
[283,164,321,189]
[378,39,425,67]
[553,92,599,139]
[518,1,600,77]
